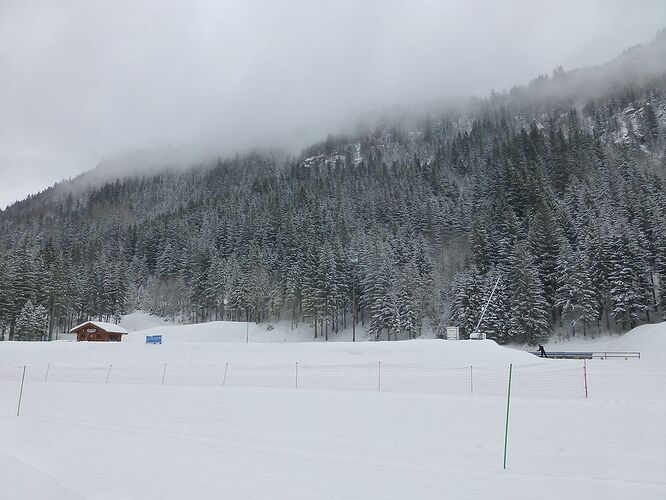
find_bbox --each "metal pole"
[222,362,229,386]
[246,321,249,344]
[583,359,588,399]
[473,276,501,338]
[44,362,51,382]
[17,365,26,417]
[105,364,112,384]
[503,364,513,470]
[161,362,167,385]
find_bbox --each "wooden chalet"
[70,321,128,342]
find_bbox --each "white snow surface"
[545,321,666,362]
[119,311,375,343]
[0,319,664,499]
[119,311,172,331]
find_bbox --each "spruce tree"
[508,244,550,345]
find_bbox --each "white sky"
[1,0,665,208]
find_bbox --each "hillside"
[1,33,666,345]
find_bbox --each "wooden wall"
[72,325,123,342]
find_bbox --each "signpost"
[446,326,460,341]
[146,335,162,345]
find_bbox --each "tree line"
[0,72,664,344]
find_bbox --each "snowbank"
[545,321,666,362]
[108,313,666,366]
[2,329,541,369]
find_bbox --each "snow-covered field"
[0,318,664,499]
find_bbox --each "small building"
[70,321,128,342]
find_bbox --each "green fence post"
[503,363,513,470]
[17,365,26,417]
[222,362,229,386]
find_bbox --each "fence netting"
[381,364,472,394]
[298,362,380,391]
[224,363,297,388]
[0,361,587,399]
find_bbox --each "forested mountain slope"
[1,32,666,344]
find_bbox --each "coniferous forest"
[1,35,666,344]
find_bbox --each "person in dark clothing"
[538,344,548,358]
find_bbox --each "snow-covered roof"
[69,321,128,334]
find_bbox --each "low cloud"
[1,0,665,207]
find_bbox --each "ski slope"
[0,320,664,499]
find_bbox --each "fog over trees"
[1,33,666,344]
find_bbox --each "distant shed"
[70,321,128,342]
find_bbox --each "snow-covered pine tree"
[508,243,550,345]
[608,226,650,330]
[527,203,560,324]
[10,247,39,336]
[0,254,13,340]
[449,266,485,339]
[15,300,36,341]
[556,239,598,337]
[34,304,48,341]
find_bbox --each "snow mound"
[125,320,263,344]
[1,337,541,369]
[106,319,541,367]
[109,318,534,365]
[545,321,666,362]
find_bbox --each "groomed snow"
[0,320,664,499]
[0,452,85,500]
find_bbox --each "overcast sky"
[1,0,665,208]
